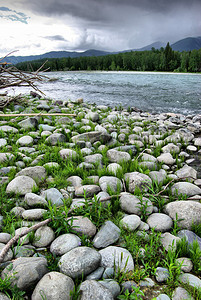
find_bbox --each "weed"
[0,274,26,300]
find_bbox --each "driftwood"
[0,218,51,263]
[0,51,49,95]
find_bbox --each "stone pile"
[0,96,200,299]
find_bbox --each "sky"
[0,0,201,57]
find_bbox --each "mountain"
[1,49,110,65]
[1,36,201,65]
[171,36,201,51]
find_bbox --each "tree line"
[16,43,201,73]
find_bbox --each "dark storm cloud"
[44,35,67,41]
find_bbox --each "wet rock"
[59,247,101,278]
[31,271,74,300]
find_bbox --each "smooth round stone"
[120,192,153,216]
[14,245,35,258]
[59,149,77,159]
[15,227,30,245]
[50,233,81,256]
[22,209,47,220]
[99,279,121,298]
[157,153,175,165]
[0,125,18,133]
[176,257,193,272]
[156,294,170,300]
[172,287,194,300]
[102,268,115,279]
[39,124,56,132]
[194,137,201,146]
[120,215,141,231]
[32,226,55,247]
[68,216,96,237]
[171,182,201,197]
[149,170,167,184]
[107,163,122,175]
[0,242,13,262]
[11,206,25,218]
[99,176,123,193]
[178,273,201,289]
[41,188,64,206]
[124,172,152,193]
[6,176,37,195]
[81,148,93,155]
[24,193,48,207]
[59,247,101,278]
[99,246,134,272]
[107,149,131,163]
[187,145,197,152]
[177,229,201,249]
[16,135,33,146]
[75,185,101,197]
[86,267,104,280]
[93,221,121,249]
[165,201,201,230]
[16,166,47,184]
[155,267,169,282]
[162,143,180,153]
[43,162,60,168]
[147,213,173,232]
[0,138,7,147]
[79,280,113,300]
[161,233,181,251]
[0,153,14,163]
[0,233,11,244]
[84,153,103,164]
[41,130,52,137]
[86,111,99,121]
[45,133,66,145]
[31,271,74,300]
[67,176,82,188]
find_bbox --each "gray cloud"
[44,35,67,41]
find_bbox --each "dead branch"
[0,218,51,263]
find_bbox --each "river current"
[9,71,201,115]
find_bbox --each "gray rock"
[124,172,152,193]
[39,124,56,131]
[162,143,180,153]
[157,153,175,165]
[103,267,115,279]
[99,279,120,298]
[0,125,18,133]
[121,281,137,293]
[75,185,101,197]
[107,149,131,163]
[176,257,193,272]
[59,247,101,278]
[16,135,33,146]
[72,131,111,144]
[0,293,10,300]
[68,216,96,237]
[93,221,121,249]
[79,280,114,300]
[1,257,48,290]
[67,176,82,188]
[120,192,153,216]
[0,138,7,147]
[140,153,157,162]
[6,176,37,195]
[172,287,194,300]
[50,233,81,256]
[139,277,155,287]
[0,242,13,262]
[84,153,103,164]
[0,153,14,163]
[161,232,181,251]
[31,271,74,300]
[165,201,201,230]
[138,161,157,170]
[0,233,11,244]
[178,273,201,289]
[99,176,123,193]
[147,213,173,232]
[149,170,167,185]
[46,133,66,145]
[13,245,35,258]
[194,137,201,146]
[86,267,104,280]
[16,166,47,184]
[22,208,47,220]
[171,182,201,197]
[43,162,60,169]
[15,227,30,245]
[107,163,122,176]
[59,148,77,159]
[156,294,170,300]
[155,267,169,282]
[120,215,141,231]
[86,111,99,122]
[175,165,197,181]
[177,230,201,250]
[41,188,64,206]
[32,226,55,247]
[24,192,48,207]
[99,246,134,272]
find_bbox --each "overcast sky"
[0,0,201,57]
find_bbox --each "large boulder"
[6,176,37,195]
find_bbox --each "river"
[8,71,201,115]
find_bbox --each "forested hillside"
[16,43,201,73]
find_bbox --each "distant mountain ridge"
[2,36,201,65]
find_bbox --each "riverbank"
[0,94,201,299]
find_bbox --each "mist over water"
[10,71,201,115]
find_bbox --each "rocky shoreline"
[0,95,200,299]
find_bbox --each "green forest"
[16,43,201,73]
